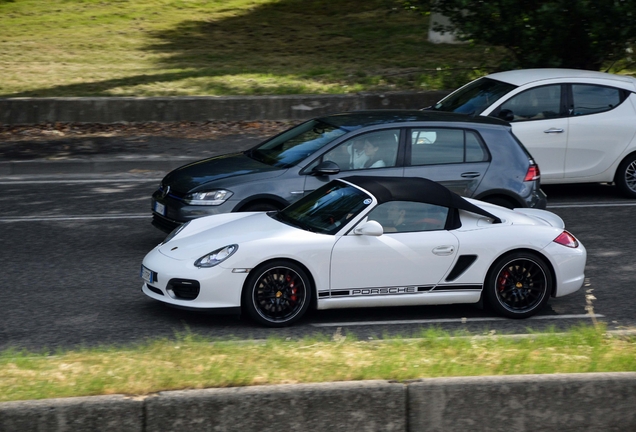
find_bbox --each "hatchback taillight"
[524,161,540,182]
[554,231,579,248]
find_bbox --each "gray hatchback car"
[151,110,546,232]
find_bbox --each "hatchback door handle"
[544,128,564,134]
[461,172,481,178]
[433,245,455,256]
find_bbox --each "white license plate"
[140,265,154,284]
[154,201,166,216]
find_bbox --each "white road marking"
[310,314,605,327]
[0,214,149,222]
[547,202,636,208]
[0,178,161,185]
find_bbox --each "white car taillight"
[553,231,579,248]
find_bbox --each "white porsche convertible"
[141,176,586,327]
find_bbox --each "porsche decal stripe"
[432,284,482,291]
[319,285,481,299]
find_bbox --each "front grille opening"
[167,278,201,300]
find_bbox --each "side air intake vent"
[445,255,477,281]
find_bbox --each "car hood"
[157,212,304,261]
[163,152,282,192]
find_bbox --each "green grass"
[0,0,504,97]
[2,324,635,402]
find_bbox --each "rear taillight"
[554,231,579,248]
[524,161,540,182]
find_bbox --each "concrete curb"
[1,373,635,432]
[0,92,449,125]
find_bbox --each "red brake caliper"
[286,275,297,302]
[498,270,510,292]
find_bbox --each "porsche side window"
[498,85,562,122]
[571,85,623,116]
[322,129,400,171]
[366,201,448,233]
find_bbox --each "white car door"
[486,84,568,180]
[330,229,459,293]
[510,119,568,180]
[331,201,459,294]
[564,85,636,180]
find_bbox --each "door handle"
[433,245,455,256]
[461,172,481,178]
[543,128,564,134]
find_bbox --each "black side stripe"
[318,285,481,299]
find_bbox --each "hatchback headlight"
[195,245,238,268]
[184,190,233,205]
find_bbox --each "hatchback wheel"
[615,153,636,198]
[485,252,552,318]
[243,261,312,327]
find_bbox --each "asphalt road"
[1,175,635,351]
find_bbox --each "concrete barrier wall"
[408,373,636,432]
[0,92,450,125]
[1,373,635,432]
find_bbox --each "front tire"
[243,260,312,327]
[615,153,636,198]
[484,252,552,318]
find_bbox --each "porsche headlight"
[184,190,233,205]
[195,245,238,268]
[161,221,191,245]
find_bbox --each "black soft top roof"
[342,176,501,224]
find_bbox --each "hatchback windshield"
[246,120,347,168]
[273,182,372,235]
[431,77,516,116]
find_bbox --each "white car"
[429,68,636,196]
[141,176,586,327]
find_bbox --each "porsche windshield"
[246,120,347,168]
[430,77,516,116]
[274,182,372,235]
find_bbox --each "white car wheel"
[615,153,636,198]
[243,261,312,327]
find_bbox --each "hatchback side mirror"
[353,220,383,236]
[497,109,514,122]
[312,160,341,176]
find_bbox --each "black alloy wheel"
[243,260,312,327]
[485,252,552,318]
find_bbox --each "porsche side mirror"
[353,220,383,236]
[497,109,514,122]
[312,160,341,176]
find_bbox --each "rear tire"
[615,153,636,198]
[484,251,552,319]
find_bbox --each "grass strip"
[1,324,635,403]
[0,0,502,97]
